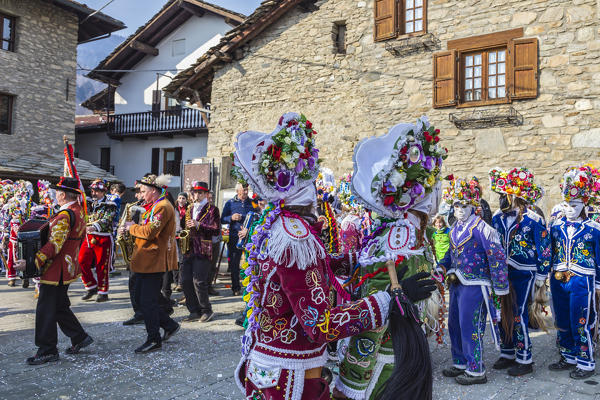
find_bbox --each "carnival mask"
[564,199,585,221]
[454,203,473,223]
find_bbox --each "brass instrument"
[116,202,139,264]
[177,205,192,254]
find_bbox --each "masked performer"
[488,167,551,376]
[548,165,600,379]
[231,113,434,400]
[439,177,509,385]
[334,117,444,400]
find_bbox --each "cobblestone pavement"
[1,270,600,400]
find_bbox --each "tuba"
[116,202,140,264]
[177,205,192,255]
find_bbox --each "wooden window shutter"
[151,148,160,175]
[433,50,457,108]
[508,38,538,100]
[374,0,396,42]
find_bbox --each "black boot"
[134,340,161,353]
[570,368,595,380]
[507,363,533,376]
[442,366,465,377]
[26,353,59,365]
[549,357,576,371]
[493,357,517,370]
[22,278,29,288]
[455,372,487,385]
[81,288,97,301]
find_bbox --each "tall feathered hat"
[351,116,447,218]
[489,167,543,204]
[560,164,600,205]
[443,176,482,207]
[232,112,320,206]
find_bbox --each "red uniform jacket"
[35,201,85,285]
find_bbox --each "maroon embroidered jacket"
[238,213,390,375]
[187,202,220,258]
[34,201,85,285]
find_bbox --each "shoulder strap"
[62,208,76,230]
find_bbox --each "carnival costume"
[439,177,508,384]
[3,180,34,285]
[338,173,364,255]
[79,179,117,298]
[232,113,392,400]
[335,117,445,400]
[548,165,600,379]
[488,167,551,374]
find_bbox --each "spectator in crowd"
[221,183,257,296]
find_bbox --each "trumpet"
[177,205,192,254]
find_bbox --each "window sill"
[456,98,510,108]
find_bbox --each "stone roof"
[76,115,108,127]
[0,151,118,183]
[86,0,246,84]
[164,0,309,102]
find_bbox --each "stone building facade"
[0,0,78,155]
[189,0,599,212]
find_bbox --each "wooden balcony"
[107,108,208,140]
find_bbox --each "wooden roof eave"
[168,0,303,98]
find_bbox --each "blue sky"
[85,0,263,36]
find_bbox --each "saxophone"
[177,204,192,255]
[116,202,137,264]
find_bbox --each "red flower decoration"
[433,136,440,143]
[306,120,312,129]
[384,195,395,206]
[434,129,440,134]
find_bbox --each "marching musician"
[15,177,93,365]
[180,181,219,323]
[79,179,117,302]
[118,174,179,353]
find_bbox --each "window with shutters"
[433,29,538,108]
[0,13,16,52]
[163,147,182,176]
[374,0,427,42]
[0,93,14,135]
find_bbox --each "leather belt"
[554,270,575,283]
[305,367,322,380]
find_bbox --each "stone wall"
[0,0,78,156]
[208,0,600,214]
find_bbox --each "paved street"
[1,270,600,400]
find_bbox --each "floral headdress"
[442,176,482,207]
[560,164,600,205]
[338,172,361,210]
[37,180,56,206]
[232,112,320,205]
[489,167,543,204]
[90,178,109,192]
[352,116,447,218]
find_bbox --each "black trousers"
[162,271,173,300]
[227,242,242,293]
[182,255,212,315]
[35,283,87,356]
[134,272,178,343]
[128,270,142,319]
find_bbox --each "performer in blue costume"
[439,176,509,385]
[488,167,551,376]
[548,164,600,380]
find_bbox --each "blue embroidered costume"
[439,214,508,376]
[492,209,551,364]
